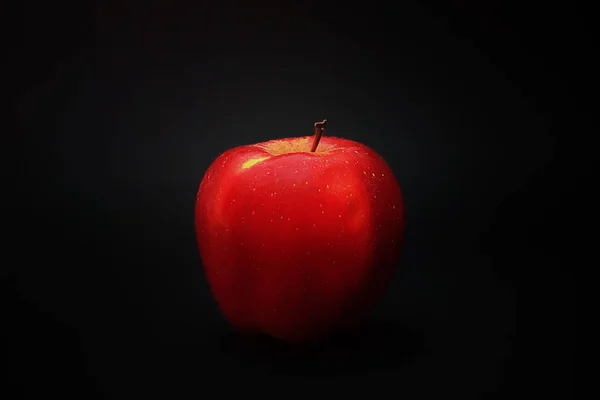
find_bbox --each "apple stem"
[310,119,327,152]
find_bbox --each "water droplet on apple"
[326,184,329,189]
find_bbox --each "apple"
[195,120,405,342]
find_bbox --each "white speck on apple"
[392,205,396,209]
[292,183,296,187]
[251,210,255,215]
[338,214,342,218]
[305,181,308,184]
[372,172,376,177]
[326,184,329,189]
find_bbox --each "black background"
[7,1,585,398]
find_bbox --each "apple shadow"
[218,320,428,377]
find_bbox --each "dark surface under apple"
[8,1,582,398]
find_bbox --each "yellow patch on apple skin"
[257,137,339,155]
[241,156,270,170]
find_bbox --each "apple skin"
[195,135,405,342]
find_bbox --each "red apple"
[195,120,405,342]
